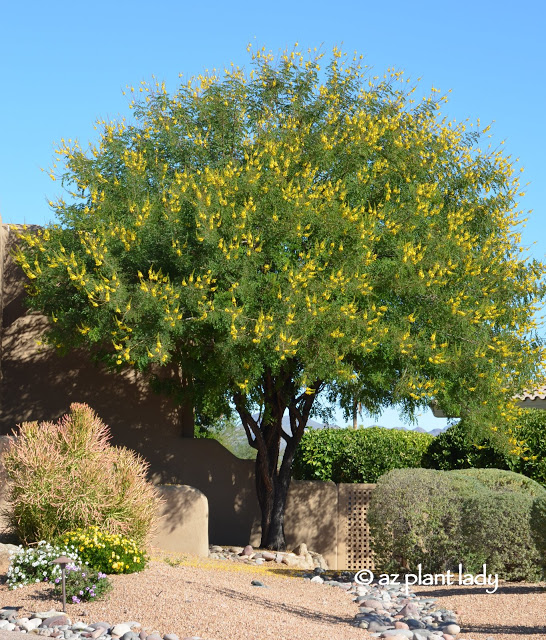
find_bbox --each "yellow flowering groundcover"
[59,525,148,574]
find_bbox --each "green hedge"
[421,420,509,470]
[292,427,433,483]
[368,468,545,581]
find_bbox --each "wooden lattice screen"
[337,483,375,571]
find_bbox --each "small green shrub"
[6,540,85,589]
[2,403,160,544]
[368,467,543,581]
[292,427,433,483]
[54,565,112,604]
[57,525,148,574]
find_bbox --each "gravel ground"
[0,553,544,640]
[412,583,546,640]
[0,557,366,640]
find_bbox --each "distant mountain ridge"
[251,414,447,436]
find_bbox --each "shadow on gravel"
[415,583,546,598]
[210,585,356,626]
[460,622,546,636]
[18,587,59,602]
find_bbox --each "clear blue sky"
[1,0,544,430]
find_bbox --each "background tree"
[15,45,545,549]
[195,413,257,460]
[422,410,546,487]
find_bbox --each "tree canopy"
[15,44,545,548]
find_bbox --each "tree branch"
[233,392,265,453]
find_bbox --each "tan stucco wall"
[152,484,209,556]
[250,479,339,569]
[141,438,260,545]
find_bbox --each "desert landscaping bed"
[0,557,366,640]
[0,552,544,640]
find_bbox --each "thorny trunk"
[235,370,322,551]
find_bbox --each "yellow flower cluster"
[62,526,146,574]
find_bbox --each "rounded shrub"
[461,490,542,581]
[292,427,433,483]
[2,403,160,545]
[368,467,543,581]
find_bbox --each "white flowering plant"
[6,540,86,589]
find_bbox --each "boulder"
[292,542,308,556]
[281,555,300,567]
[0,543,19,575]
[42,616,71,628]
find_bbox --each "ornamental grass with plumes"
[2,403,159,545]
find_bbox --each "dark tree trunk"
[259,431,299,549]
[254,429,279,548]
[235,371,322,551]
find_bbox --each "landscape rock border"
[208,543,328,570]
[0,609,192,640]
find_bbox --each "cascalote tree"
[15,45,545,549]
